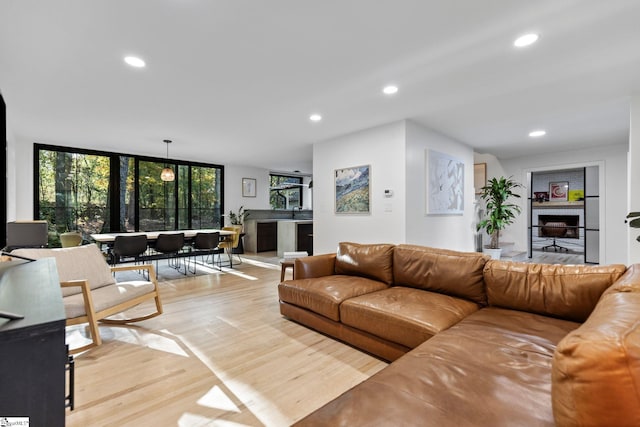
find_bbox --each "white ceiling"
[2,0,640,175]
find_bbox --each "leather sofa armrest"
[294,254,336,280]
[552,263,640,426]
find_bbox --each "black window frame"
[34,143,224,235]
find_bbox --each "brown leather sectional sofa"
[278,242,640,426]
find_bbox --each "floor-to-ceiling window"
[35,144,224,246]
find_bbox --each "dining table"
[90,229,238,269]
[90,229,235,245]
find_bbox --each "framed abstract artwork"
[242,178,257,197]
[335,165,370,214]
[426,150,464,215]
[549,181,568,202]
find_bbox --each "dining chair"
[217,225,243,268]
[188,232,221,274]
[153,233,186,275]
[111,234,148,264]
[60,231,83,248]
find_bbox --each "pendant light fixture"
[161,139,175,182]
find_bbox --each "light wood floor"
[66,258,386,427]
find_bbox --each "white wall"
[224,164,271,224]
[405,120,476,251]
[313,121,407,254]
[629,95,640,264]
[501,143,628,265]
[7,133,34,221]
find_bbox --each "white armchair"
[12,244,163,354]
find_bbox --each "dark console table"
[0,258,67,426]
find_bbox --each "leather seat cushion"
[339,287,479,349]
[296,307,579,427]
[278,275,388,321]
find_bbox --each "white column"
[629,95,640,264]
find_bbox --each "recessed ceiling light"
[309,114,322,122]
[529,130,546,138]
[124,56,146,68]
[382,85,398,95]
[514,33,539,48]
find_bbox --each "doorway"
[528,166,600,264]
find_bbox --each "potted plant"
[627,212,640,242]
[476,176,523,259]
[228,206,249,227]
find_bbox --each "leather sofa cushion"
[296,307,579,427]
[393,244,489,305]
[484,260,626,322]
[339,287,479,349]
[552,264,640,427]
[335,242,395,285]
[278,275,388,321]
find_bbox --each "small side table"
[280,259,295,282]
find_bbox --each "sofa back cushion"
[484,260,626,322]
[552,264,640,427]
[335,242,395,285]
[12,244,116,297]
[393,244,490,305]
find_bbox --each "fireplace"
[538,215,579,238]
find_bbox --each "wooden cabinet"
[256,222,277,252]
[0,259,67,426]
[296,223,313,255]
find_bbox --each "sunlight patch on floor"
[217,268,259,280]
[241,257,281,270]
[178,336,291,426]
[113,328,190,357]
[197,385,241,412]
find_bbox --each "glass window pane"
[270,174,302,209]
[38,149,110,247]
[139,161,175,231]
[192,166,222,228]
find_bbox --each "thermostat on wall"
[384,189,393,197]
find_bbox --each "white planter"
[483,247,502,260]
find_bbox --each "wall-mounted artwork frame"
[474,163,486,195]
[549,181,569,202]
[242,177,256,197]
[426,150,464,215]
[335,165,370,214]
